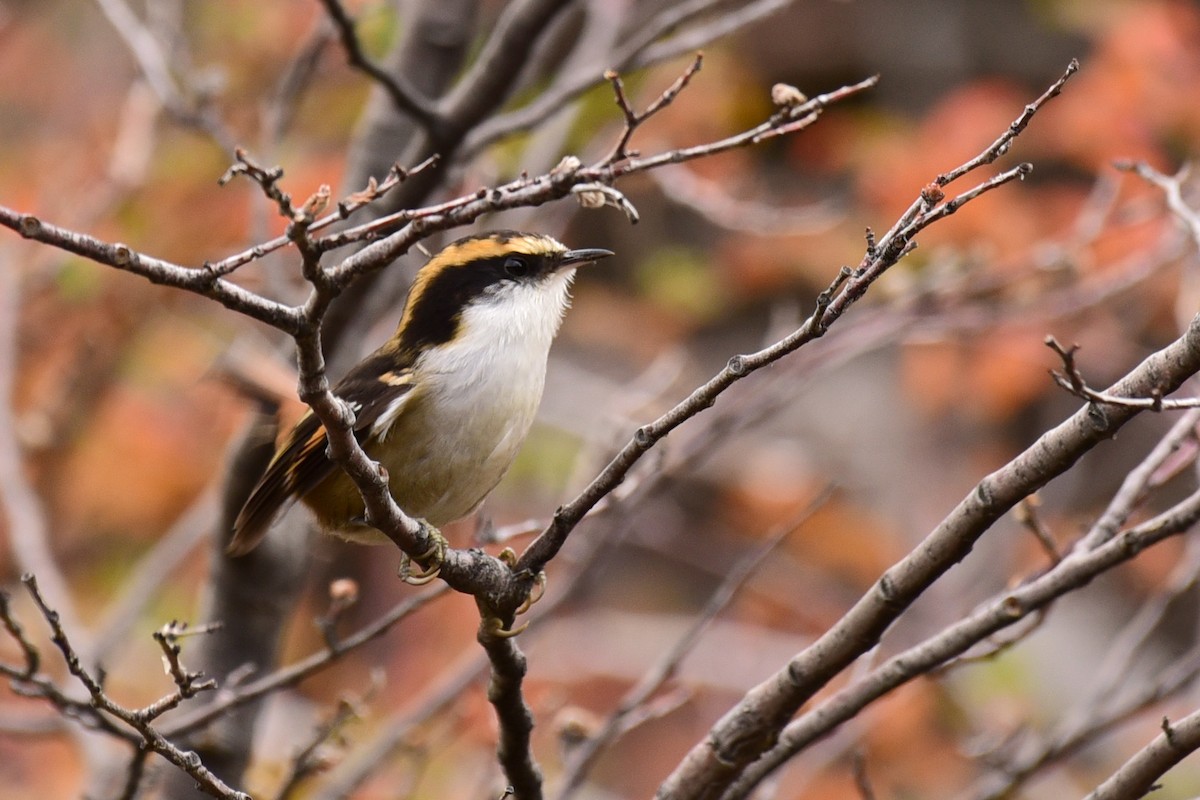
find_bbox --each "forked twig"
[1046,336,1199,411]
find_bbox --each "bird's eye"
[504,256,531,277]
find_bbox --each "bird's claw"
[482,548,547,633]
[515,571,547,616]
[483,614,530,640]
[398,522,447,585]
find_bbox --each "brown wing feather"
[227,355,415,556]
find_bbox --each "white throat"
[417,267,575,400]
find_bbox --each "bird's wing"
[227,357,416,556]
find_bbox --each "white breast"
[381,269,575,524]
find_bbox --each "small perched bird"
[227,230,613,557]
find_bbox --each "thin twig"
[937,58,1079,187]
[1046,336,1198,410]
[151,621,221,704]
[204,155,439,278]
[161,584,448,738]
[21,574,250,799]
[2,590,134,742]
[1118,161,1200,251]
[601,53,704,165]
[274,695,366,800]
[218,148,296,220]
[556,490,832,799]
[317,0,436,125]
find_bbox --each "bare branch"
[937,58,1079,187]
[556,491,832,799]
[152,621,221,705]
[478,630,541,800]
[661,271,1200,798]
[218,149,297,220]
[1118,160,1200,251]
[21,574,250,799]
[0,589,40,678]
[1083,708,1200,800]
[0,207,302,332]
[161,585,448,738]
[727,479,1200,798]
[317,0,437,124]
[601,52,704,165]
[1046,336,1200,410]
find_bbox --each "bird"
[227,230,613,558]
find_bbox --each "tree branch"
[317,0,437,125]
[18,575,250,800]
[727,479,1200,798]
[1083,707,1200,800]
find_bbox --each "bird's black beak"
[559,248,614,267]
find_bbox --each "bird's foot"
[481,548,547,636]
[398,521,447,586]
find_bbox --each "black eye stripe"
[399,253,552,352]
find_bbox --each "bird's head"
[393,230,613,356]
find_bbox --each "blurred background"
[4,0,1200,798]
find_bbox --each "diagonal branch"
[1083,707,1200,800]
[317,0,437,125]
[679,311,1200,800]
[727,479,1200,799]
[91,0,237,153]
[514,156,1025,578]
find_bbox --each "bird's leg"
[398,520,447,586]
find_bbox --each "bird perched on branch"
[227,230,613,558]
